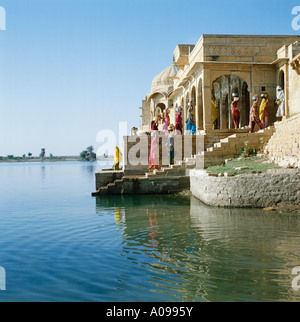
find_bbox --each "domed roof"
[151,64,179,93]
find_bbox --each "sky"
[0,0,299,157]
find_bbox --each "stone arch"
[155,103,166,123]
[212,75,250,129]
[279,70,285,90]
[180,97,184,112]
[156,102,166,113]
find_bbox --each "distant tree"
[80,146,96,161]
[28,153,32,158]
[86,146,95,156]
[40,148,46,160]
[87,146,96,161]
[80,150,88,161]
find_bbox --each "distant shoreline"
[0,156,114,163]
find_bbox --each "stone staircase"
[265,115,300,168]
[92,126,276,196]
[93,174,190,195]
[198,126,276,168]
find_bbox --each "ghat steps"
[199,126,275,168]
[265,115,300,168]
[92,127,275,196]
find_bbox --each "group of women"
[149,106,186,170]
[153,104,196,136]
[149,86,286,170]
[249,86,285,133]
[231,85,285,133]
[249,94,266,133]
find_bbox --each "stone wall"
[123,130,250,174]
[265,115,300,168]
[95,170,124,191]
[190,168,300,208]
[289,43,300,116]
[123,134,205,174]
[202,35,300,63]
[289,66,300,116]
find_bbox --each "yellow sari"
[113,147,121,170]
[114,147,120,164]
[211,99,217,123]
[259,98,267,122]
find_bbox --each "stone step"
[214,142,222,148]
[170,164,181,169]
[220,138,230,143]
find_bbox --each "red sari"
[175,112,183,134]
[231,101,240,129]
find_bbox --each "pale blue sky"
[0,0,299,156]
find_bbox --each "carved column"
[202,69,213,131]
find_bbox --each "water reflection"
[41,163,46,180]
[96,195,300,302]
[80,162,98,178]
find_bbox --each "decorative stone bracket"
[291,54,300,75]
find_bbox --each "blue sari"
[186,109,196,135]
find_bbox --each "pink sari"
[149,131,159,167]
[162,116,170,135]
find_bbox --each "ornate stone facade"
[140,35,300,134]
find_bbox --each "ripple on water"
[1,163,300,302]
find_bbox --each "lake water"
[0,161,300,302]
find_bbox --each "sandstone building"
[93,34,300,198]
[140,34,300,134]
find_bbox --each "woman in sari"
[186,103,196,135]
[259,93,269,128]
[113,146,121,170]
[249,94,264,133]
[175,106,183,135]
[212,98,218,129]
[162,109,170,135]
[231,95,240,129]
[276,86,285,119]
[149,121,159,171]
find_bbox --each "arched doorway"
[212,75,250,129]
[155,103,166,130]
[279,70,285,90]
[155,103,166,115]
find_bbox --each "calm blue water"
[0,161,300,302]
